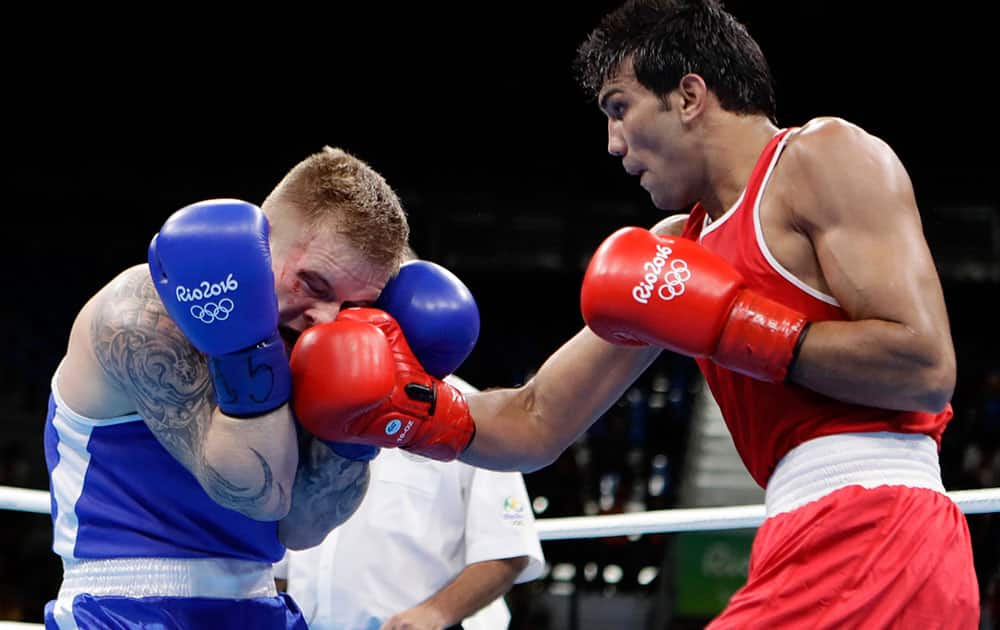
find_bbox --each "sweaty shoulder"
[777,117,907,228]
[783,117,883,179]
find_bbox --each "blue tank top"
[44,368,283,562]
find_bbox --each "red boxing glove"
[581,227,809,383]
[290,307,475,461]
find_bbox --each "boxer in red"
[572,1,978,627]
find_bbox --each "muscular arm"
[381,556,529,630]
[463,323,659,474]
[459,217,682,472]
[781,119,956,411]
[90,265,298,520]
[278,435,370,550]
[459,328,660,472]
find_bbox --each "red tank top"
[680,128,952,488]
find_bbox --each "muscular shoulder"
[782,117,895,181]
[99,264,162,313]
[87,264,213,464]
[90,265,182,372]
[58,265,168,417]
[90,264,211,416]
[778,117,910,227]
[785,117,890,174]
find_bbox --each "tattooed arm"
[65,265,297,521]
[278,434,370,549]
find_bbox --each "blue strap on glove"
[321,440,380,461]
[207,332,291,417]
[148,199,291,417]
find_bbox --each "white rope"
[537,504,766,540]
[3,485,999,540]
[534,488,1000,540]
[0,486,50,515]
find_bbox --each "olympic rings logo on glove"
[190,299,235,324]
[657,259,691,301]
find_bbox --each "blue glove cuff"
[209,333,292,417]
[322,441,380,462]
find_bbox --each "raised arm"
[461,215,687,472]
[462,331,661,472]
[87,265,297,521]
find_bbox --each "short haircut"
[574,0,776,119]
[271,146,410,272]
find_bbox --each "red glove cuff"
[403,380,475,461]
[714,291,809,382]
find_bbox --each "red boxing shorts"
[708,433,979,629]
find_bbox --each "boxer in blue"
[42,146,478,629]
[43,144,670,629]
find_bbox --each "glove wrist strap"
[716,292,808,383]
[209,333,292,417]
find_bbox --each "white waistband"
[58,557,278,600]
[765,432,945,518]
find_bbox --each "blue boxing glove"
[148,199,291,417]
[375,260,480,379]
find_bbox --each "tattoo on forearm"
[281,439,370,547]
[203,448,285,510]
[301,439,370,523]
[90,267,277,510]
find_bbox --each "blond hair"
[270,146,410,271]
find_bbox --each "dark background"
[4,1,997,396]
[2,1,998,626]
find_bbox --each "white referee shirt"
[280,375,545,630]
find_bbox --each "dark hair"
[574,0,776,119]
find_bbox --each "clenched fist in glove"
[290,308,475,462]
[581,227,810,383]
[148,199,291,417]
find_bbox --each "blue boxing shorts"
[44,557,308,630]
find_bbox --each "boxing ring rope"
[533,487,1000,540]
[0,486,50,516]
[2,485,999,540]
